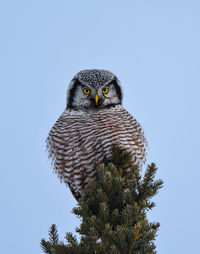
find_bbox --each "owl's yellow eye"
[83,88,91,95]
[102,87,109,94]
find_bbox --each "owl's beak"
[95,94,99,105]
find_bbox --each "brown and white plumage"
[46,70,147,200]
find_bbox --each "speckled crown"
[74,69,116,87]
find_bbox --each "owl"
[46,69,147,200]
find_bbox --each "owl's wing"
[46,110,78,181]
[46,110,102,199]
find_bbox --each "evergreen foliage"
[41,146,163,253]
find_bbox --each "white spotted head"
[67,69,123,109]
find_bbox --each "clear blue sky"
[0,0,200,253]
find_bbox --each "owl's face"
[67,69,122,110]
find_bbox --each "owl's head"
[67,69,122,109]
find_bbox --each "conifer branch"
[41,146,163,254]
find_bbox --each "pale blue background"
[0,0,200,253]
